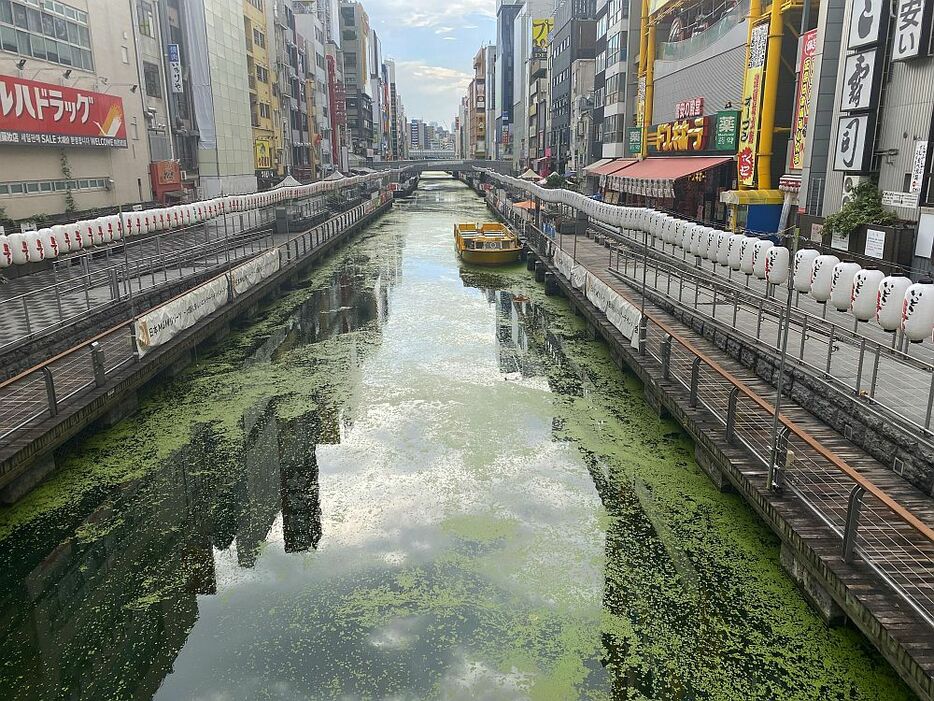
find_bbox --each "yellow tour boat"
[454,222,522,266]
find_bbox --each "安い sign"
[168,44,184,94]
[892,0,933,61]
[0,75,128,148]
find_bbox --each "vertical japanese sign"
[791,29,817,170]
[168,44,184,94]
[848,0,888,49]
[910,140,929,193]
[0,75,128,148]
[635,76,646,128]
[892,0,933,61]
[737,23,768,186]
[532,19,554,60]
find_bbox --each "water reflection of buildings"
[0,401,330,700]
[0,224,409,700]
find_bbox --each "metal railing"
[512,205,934,628]
[595,222,934,438]
[0,200,379,465]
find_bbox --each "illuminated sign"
[653,117,710,153]
[626,127,642,156]
[168,44,184,94]
[714,111,740,151]
[0,75,128,148]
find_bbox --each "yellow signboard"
[255,138,272,170]
[737,24,768,186]
[532,18,554,58]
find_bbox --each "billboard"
[0,75,128,148]
[255,138,273,169]
[737,24,768,186]
[532,18,554,59]
[791,29,818,170]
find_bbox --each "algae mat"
[0,178,914,700]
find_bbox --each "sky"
[361,0,497,127]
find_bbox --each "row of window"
[0,0,93,70]
[552,67,570,87]
[552,34,571,57]
[0,177,108,197]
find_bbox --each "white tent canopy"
[273,175,302,189]
[519,169,539,181]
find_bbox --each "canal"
[0,177,916,700]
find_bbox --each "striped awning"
[615,156,733,198]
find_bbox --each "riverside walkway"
[498,200,934,700]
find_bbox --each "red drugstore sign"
[0,75,128,148]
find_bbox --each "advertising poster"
[0,75,128,148]
[791,29,818,169]
[737,24,768,186]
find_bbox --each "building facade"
[495,0,522,161]
[0,0,155,220]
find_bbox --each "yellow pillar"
[637,0,649,155]
[757,0,784,190]
[642,18,656,158]
[738,0,761,190]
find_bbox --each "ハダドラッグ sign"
[0,75,128,148]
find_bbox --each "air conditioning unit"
[841,175,868,206]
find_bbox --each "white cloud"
[394,61,472,124]
[365,0,495,28]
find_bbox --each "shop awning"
[583,158,613,174]
[513,200,538,210]
[616,156,733,198]
[590,158,635,177]
[719,189,784,205]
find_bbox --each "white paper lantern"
[902,279,934,342]
[850,269,886,322]
[830,262,861,312]
[715,231,731,266]
[51,224,70,254]
[810,254,840,303]
[752,239,774,279]
[765,246,790,286]
[8,233,29,264]
[793,249,820,293]
[0,235,11,267]
[727,234,745,270]
[739,236,759,275]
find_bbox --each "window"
[259,102,270,119]
[0,176,107,197]
[253,28,264,48]
[256,64,268,82]
[143,61,161,97]
[136,0,153,38]
[248,0,263,9]
[0,0,92,69]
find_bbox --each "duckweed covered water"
[0,177,915,700]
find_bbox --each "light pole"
[768,226,800,490]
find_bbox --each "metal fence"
[0,201,374,471]
[515,211,934,629]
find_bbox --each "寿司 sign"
[0,75,128,148]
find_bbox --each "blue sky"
[361,0,497,126]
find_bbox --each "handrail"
[523,219,934,547]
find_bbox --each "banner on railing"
[606,294,642,351]
[135,275,230,357]
[230,250,281,297]
[571,265,587,290]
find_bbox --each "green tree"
[822,181,900,236]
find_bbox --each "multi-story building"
[339,1,373,159]
[597,0,629,159]
[495,1,523,161]
[244,0,277,187]
[468,47,491,159]
[0,0,156,220]
[793,0,934,276]
[295,1,333,176]
[385,58,405,160]
[485,42,497,159]
[511,0,555,173]
[549,0,597,175]
[569,57,595,171]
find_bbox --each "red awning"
[614,156,733,198]
[589,158,635,177]
[583,158,612,174]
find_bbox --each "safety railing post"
[726,387,739,444]
[826,325,836,373]
[842,485,866,564]
[661,334,672,379]
[90,341,106,387]
[42,367,58,418]
[770,426,791,491]
[690,357,701,408]
[638,317,648,357]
